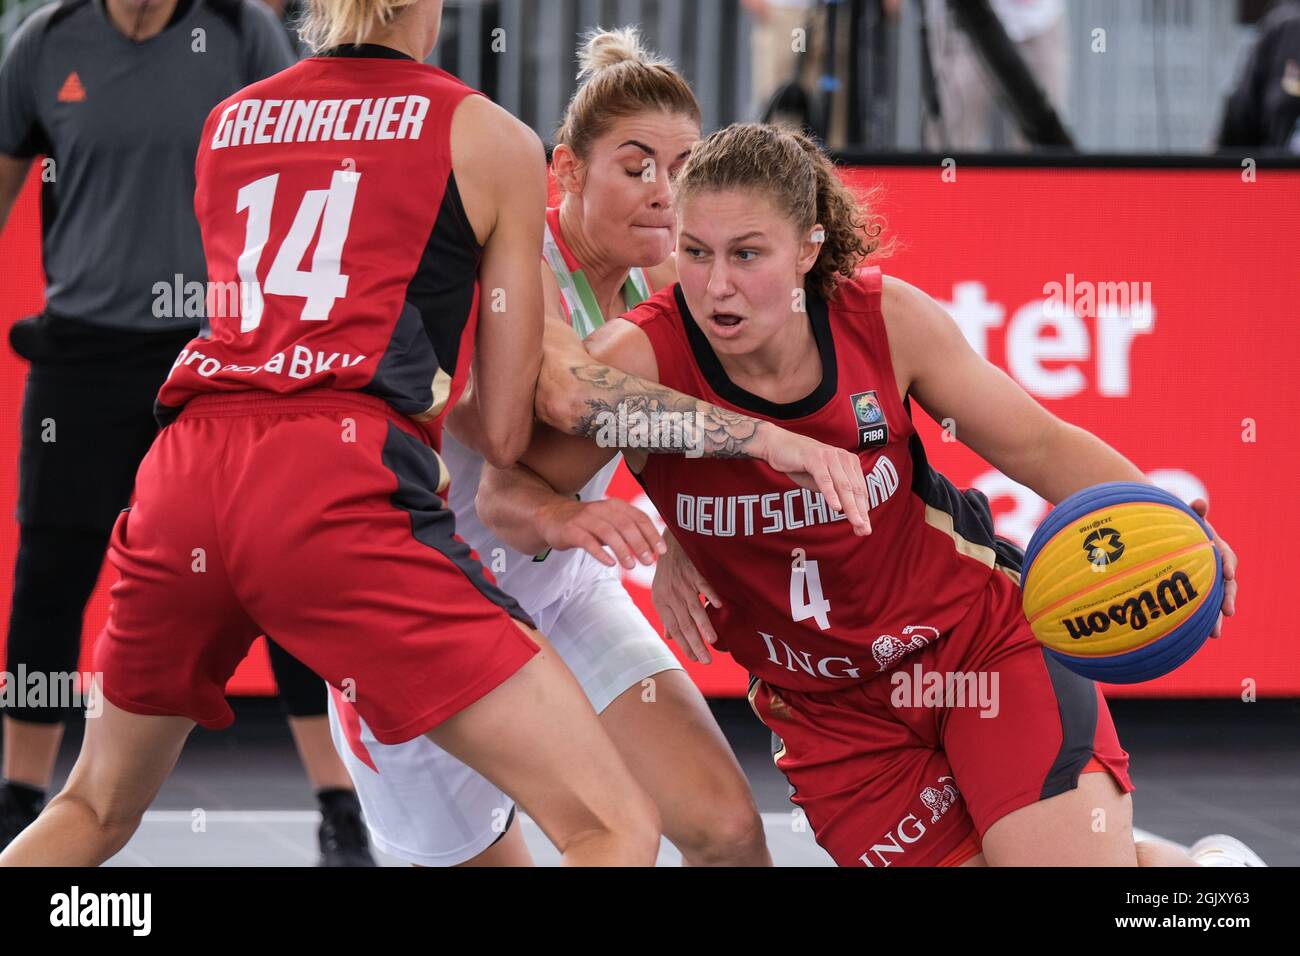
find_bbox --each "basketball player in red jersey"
[0,3,871,866]
[481,123,1255,867]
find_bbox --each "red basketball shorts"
[95,388,539,744]
[748,567,1134,867]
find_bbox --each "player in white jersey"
[327,28,772,866]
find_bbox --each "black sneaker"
[0,783,42,851]
[317,789,377,867]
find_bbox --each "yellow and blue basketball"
[1020,481,1222,683]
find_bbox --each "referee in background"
[0,0,375,865]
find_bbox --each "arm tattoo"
[567,363,762,457]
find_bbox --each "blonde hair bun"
[577,26,673,79]
[556,26,700,159]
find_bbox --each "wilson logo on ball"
[1061,570,1199,640]
[1021,482,1223,683]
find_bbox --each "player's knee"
[560,797,661,865]
[548,766,662,863]
[591,783,662,864]
[48,788,144,854]
[619,787,664,863]
[674,800,766,865]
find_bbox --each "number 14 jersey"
[157,47,482,445]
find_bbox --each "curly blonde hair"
[674,123,886,300]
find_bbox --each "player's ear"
[796,223,825,276]
[551,144,585,195]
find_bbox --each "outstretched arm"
[535,315,873,528]
[478,311,876,566]
[884,275,1145,504]
[885,274,1237,636]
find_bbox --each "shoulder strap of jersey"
[835,265,883,312]
[829,265,913,431]
[543,212,650,339]
[626,264,651,303]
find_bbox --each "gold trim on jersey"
[411,368,455,424]
[747,675,761,715]
[923,504,998,569]
[747,677,790,766]
[995,564,1022,587]
[433,448,450,496]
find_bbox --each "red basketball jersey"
[157,47,483,445]
[630,267,1020,692]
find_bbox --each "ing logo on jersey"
[849,390,889,450]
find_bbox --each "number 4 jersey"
[627,267,1026,693]
[157,46,482,444]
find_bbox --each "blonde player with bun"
[0,0,872,867]
[329,27,775,867]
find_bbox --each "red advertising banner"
[1,164,1295,698]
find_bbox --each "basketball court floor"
[23,698,1294,867]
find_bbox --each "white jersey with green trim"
[542,216,651,339]
[442,433,621,610]
[442,221,651,613]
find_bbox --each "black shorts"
[9,312,195,532]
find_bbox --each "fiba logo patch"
[1083,527,1125,566]
[850,390,888,450]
